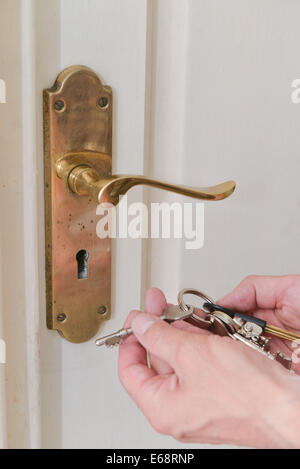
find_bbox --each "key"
[203,302,300,344]
[95,304,194,348]
[95,328,133,348]
[264,324,300,344]
[204,304,293,369]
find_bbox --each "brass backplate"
[43,66,112,343]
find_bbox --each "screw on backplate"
[54,100,65,112]
[98,96,109,109]
[57,313,67,322]
[98,305,107,315]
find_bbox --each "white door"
[1,0,300,449]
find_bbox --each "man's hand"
[220,275,300,373]
[118,277,300,448]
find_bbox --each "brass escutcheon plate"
[43,66,112,343]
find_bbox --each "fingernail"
[132,313,158,335]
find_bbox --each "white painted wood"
[149,0,300,301]
[0,231,7,449]
[0,0,32,448]
[34,0,64,450]
[147,0,300,449]
[178,0,300,297]
[21,0,41,449]
[0,0,63,449]
[3,0,300,450]
[53,0,213,449]
[58,0,207,449]
[58,0,148,450]
[1,0,157,449]
[145,0,190,300]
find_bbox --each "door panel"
[180,0,300,298]
[0,234,6,449]
[0,0,36,449]
[58,0,152,450]
[2,0,300,449]
[57,0,203,450]
[149,0,300,304]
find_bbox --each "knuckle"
[124,310,140,328]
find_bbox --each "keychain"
[95,288,300,370]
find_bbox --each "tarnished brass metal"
[44,65,236,344]
[56,153,236,206]
[43,65,112,343]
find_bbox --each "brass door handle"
[44,65,237,344]
[56,152,236,205]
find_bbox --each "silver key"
[95,328,133,348]
[211,311,292,370]
[95,304,194,348]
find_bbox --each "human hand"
[220,275,300,374]
[118,279,300,448]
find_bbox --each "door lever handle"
[44,65,236,343]
[56,153,236,205]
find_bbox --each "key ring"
[177,288,214,328]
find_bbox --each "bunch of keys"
[95,288,300,370]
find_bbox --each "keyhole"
[76,250,89,279]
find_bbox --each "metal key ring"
[177,288,215,328]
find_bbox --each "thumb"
[131,312,190,371]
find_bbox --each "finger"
[123,309,141,328]
[145,288,174,375]
[122,309,142,344]
[173,319,212,335]
[118,316,179,425]
[119,359,179,433]
[171,306,213,336]
[145,289,212,336]
[119,313,155,394]
[145,287,167,316]
[119,310,148,371]
[131,313,192,372]
[119,307,173,377]
[218,275,288,312]
[118,337,166,412]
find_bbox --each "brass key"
[264,324,300,344]
[203,302,300,344]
